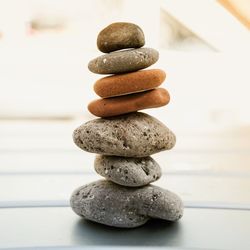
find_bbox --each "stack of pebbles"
[70,22,183,228]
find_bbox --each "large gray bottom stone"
[70,180,183,228]
[94,155,161,187]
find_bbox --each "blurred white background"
[0,0,250,132]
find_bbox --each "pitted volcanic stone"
[73,112,176,157]
[97,22,145,53]
[94,155,161,187]
[70,180,183,228]
[88,88,170,118]
[94,69,166,98]
[88,48,159,74]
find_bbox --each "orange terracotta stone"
[94,69,166,98]
[88,88,170,118]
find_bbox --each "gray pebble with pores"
[94,155,162,187]
[88,48,159,74]
[73,112,176,157]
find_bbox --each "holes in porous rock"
[141,166,149,175]
[111,165,114,170]
[82,190,92,199]
[152,194,159,201]
[124,169,128,174]
[134,159,141,164]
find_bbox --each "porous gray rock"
[88,48,159,74]
[97,22,145,53]
[94,155,161,187]
[73,112,176,157]
[70,180,183,228]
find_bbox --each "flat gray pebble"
[73,112,176,157]
[88,48,159,74]
[97,22,145,53]
[94,155,161,187]
[70,180,183,228]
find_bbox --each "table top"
[1,120,250,250]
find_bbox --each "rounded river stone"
[97,22,145,53]
[94,69,166,98]
[88,88,170,118]
[73,112,176,157]
[70,180,183,228]
[94,155,162,187]
[88,48,159,74]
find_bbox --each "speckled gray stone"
[70,180,183,228]
[88,48,159,74]
[94,155,161,187]
[97,22,145,53]
[73,112,176,157]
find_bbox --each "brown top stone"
[94,69,166,98]
[97,22,145,53]
[88,88,170,117]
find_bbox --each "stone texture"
[94,155,161,187]
[73,112,176,157]
[88,88,170,117]
[70,180,183,228]
[94,69,166,98]
[97,22,145,53]
[88,48,159,74]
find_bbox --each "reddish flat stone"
[94,69,166,98]
[88,88,170,117]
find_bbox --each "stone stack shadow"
[70,22,183,228]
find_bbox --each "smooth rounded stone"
[94,69,166,98]
[94,155,162,187]
[88,88,170,117]
[97,22,145,53]
[73,112,176,157]
[70,180,183,228]
[88,48,159,74]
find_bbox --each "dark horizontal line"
[0,245,208,250]
[1,148,250,155]
[1,200,250,211]
[0,171,250,178]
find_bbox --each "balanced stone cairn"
[70,22,183,228]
